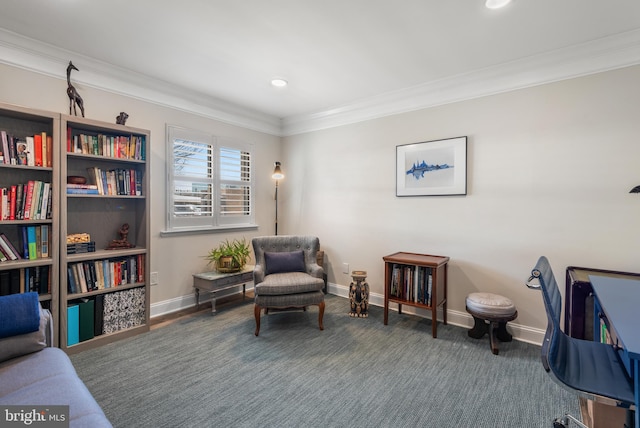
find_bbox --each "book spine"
[40,224,49,258]
[1,130,9,165]
[66,188,100,194]
[46,134,53,168]
[1,188,6,220]
[20,227,29,258]
[39,182,50,220]
[0,233,20,260]
[67,266,77,294]
[33,133,42,167]
[23,180,34,220]
[41,132,47,168]
[8,135,16,165]
[9,185,16,220]
[15,183,23,220]
[27,226,37,260]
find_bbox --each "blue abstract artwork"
[406,161,453,180]
[396,136,467,196]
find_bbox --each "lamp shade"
[272,161,284,180]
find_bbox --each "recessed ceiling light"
[486,0,511,9]
[271,79,288,88]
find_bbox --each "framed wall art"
[396,136,467,196]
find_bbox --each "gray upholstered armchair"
[252,235,325,336]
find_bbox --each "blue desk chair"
[526,256,635,428]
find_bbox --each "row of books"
[0,225,51,262]
[0,129,53,167]
[82,167,142,196]
[67,288,146,345]
[0,265,51,296]
[67,254,145,294]
[389,264,433,306]
[1,180,52,221]
[67,128,146,161]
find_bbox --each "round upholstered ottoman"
[465,292,517,355]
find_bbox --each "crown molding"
[281,28,640,136]
[0,28,282,136]
[2,27,640,138]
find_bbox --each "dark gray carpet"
[71,295,579,427]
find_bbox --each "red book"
[33,134,43,166]
[23,180,35,220]
[9,185,16,220]
[67,126,72,152]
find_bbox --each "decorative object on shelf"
[67,175,87,185]
[272,161,284,235]
[396,136,467,197]
[205,238,250,273]
[66,61,85,117]
[67,233,91,244]
[106,223,135,250]
[349,270,369,318]
[116,112,129,125]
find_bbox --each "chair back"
[527,256,636,411]
[251,235,322,284]
[527,256,564,374]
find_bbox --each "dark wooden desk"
[565,267,640,340]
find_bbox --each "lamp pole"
[274,179,279,235]
[272,162,284,235]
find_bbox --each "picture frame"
[396,136,467,196]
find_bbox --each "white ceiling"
[1,0,640,135]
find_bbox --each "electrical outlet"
[150,272,158,285]
[342,263,349,274]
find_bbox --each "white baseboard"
[151,281,545,346]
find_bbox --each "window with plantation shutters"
[166,126,255,233]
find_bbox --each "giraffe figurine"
[66,61,85,117]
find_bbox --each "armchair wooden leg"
[318,301,325,331]
[254,304,261,336]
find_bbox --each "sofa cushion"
[0,292,40,339]
[264,250,306,275]
[0,306,49,363]
[0,348,111,427]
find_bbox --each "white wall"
[2,61,639,340]
[282,65,640,334]
[0,63,280,310]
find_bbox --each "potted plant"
[206,238,251,273]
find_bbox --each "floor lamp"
[272,161,284,235]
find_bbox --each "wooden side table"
[383,252,449,338]
[192,265,254,314]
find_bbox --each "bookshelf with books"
[60,115,150,353]
[0,102,60,346]
[383,252,449,338]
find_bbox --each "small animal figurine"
[66,61,85,117]
[116,112,129,125]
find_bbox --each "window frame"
[164,125,256,235]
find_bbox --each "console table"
[192,265,254,314]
